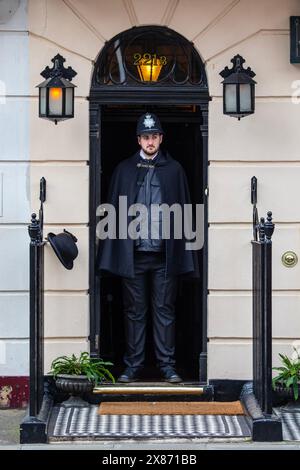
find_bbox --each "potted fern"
[50,351,115,407]
[272,348,300,402]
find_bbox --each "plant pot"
[55,374,94,407]
[273,383,300,403]
[280,401,300,413]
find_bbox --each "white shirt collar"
[140,149,158,160]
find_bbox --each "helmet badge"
[143,114,155,129]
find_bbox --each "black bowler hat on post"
[136,113,164,136]
[46,229,78,270]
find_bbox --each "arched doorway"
[89,26,209,383]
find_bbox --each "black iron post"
[240,180,282,441]
[251,176,258,241]
[251,177,274,413]
[28,212,45,416]
[251,200,275,415]
[245,181,283,440]
[20,178,49,444]
[252,212,274,415]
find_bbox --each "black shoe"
[117,367,141,383]
[161,368,183,383]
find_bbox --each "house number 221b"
[133,53,167,65]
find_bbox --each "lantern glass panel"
[65,88,73,116]
[49,87,63,116]
[225,84,237,113]
[239,83,252,112]
[40,88,46,115]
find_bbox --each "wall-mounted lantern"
[219,54,256,120]
[36,54,77,125]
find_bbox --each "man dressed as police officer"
[97,113,199,383]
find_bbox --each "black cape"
[96,150,200,279]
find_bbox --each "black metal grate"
[93,26,207,88]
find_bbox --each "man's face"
[138,133,163,156]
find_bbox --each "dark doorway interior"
[99,104,204,381]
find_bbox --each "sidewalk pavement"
[0,409,26,445]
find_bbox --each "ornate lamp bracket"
[40,53,77,81]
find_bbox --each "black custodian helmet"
[136,113,164,136]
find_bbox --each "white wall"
[0,0,29,376]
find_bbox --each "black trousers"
[121,251,178,371]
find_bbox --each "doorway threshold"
[94,383,205,395]
[92,382,214,402]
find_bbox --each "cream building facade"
[1,0,300,391]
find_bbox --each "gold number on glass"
[132,53,168,65]
[143,53,152,65]
[133,53,142,65]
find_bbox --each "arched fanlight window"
[94,27,207,88]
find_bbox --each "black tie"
[136,154,159,186]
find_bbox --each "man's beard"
[144,147,157,156]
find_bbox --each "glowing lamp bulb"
[50,87,62,100]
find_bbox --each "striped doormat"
[273,406,300,441]
[49,405,251,439]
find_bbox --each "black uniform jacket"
[96,150,200,279]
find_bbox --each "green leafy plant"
[272,349,300,401]
[49,351,115,385]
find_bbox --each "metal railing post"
[240,178,282,441]
[27,177,46,417]
[21,178,54,443]
[251,178,274,414]
[28,213,45,416]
